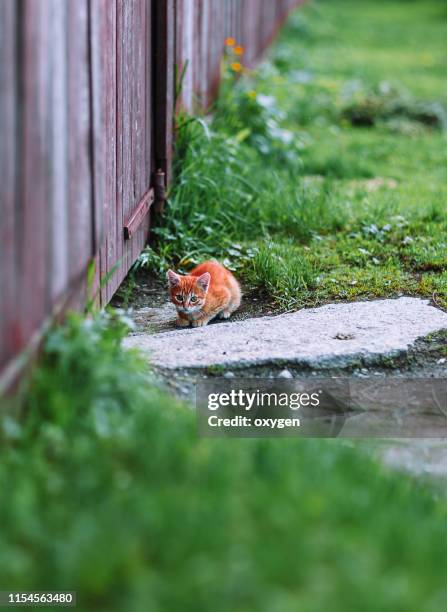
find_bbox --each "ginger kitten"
[167,260,241,327]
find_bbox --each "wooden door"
[97,0,153,304]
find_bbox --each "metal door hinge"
[123,169,166,240]
[123,188,154,240]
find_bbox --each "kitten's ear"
[196,272,211,292]
[167,269,181,287]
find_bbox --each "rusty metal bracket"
[154,168,166,213]
[123,169,166,240]
[123,187,154,240]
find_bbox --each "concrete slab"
[123,297,447,370]
[131,303,177,334]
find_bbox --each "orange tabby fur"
[167,261,241,327]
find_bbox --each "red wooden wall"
[1,0,97,389]
[175,0,303,110]
[0,0,303,392]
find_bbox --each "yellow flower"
[230,62,243,72]
[225,37,236,47]
[247,90,257,99]
[234,45,244,56]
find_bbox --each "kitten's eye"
[175,294,183,301]
[190,296,197,303]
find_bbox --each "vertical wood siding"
[175,0,303,111]
[1,0,95,382]
[0,0,19,373]
[0,0,303,390]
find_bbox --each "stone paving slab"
[123,297,447,370]
[131,303,177,333]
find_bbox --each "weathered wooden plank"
[193,0,200,108]
[0,0,18,370]
[212,0,225,103]
[121,2,137,271]
[154,0,175,182]
[115,0,151,282]
[145,0,152,179]
[88,0,105,304]
[48,0,69,303]
[19,0,51,348]
[130,0,149,266]
[118,0,132,274]
[89,0,105,256]
[100,0,119,303]
[179,0,194,110]
[115,0,128,292]
[243,0,258,66]
[67,0,93,284]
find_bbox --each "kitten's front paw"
[191,318,209,327]
[175,317,190,327]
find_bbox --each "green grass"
[140,0,447,310]
[3,313,447,610]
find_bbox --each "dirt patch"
[111,270,278,321]
[111,271,167,310]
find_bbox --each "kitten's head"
[167,270,210,314]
